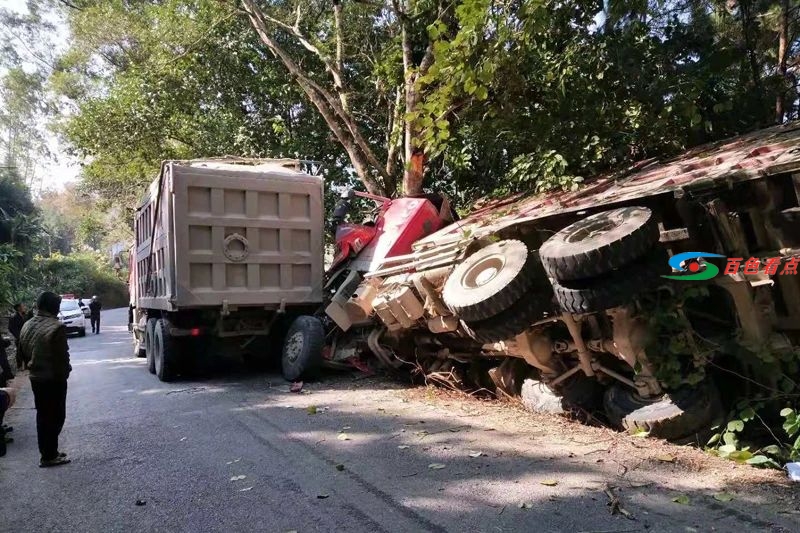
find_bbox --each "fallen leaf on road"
[337,433,351,441]
[428,463,446,470]
[341,426,351,431]
[335,464,345,471]
[468,451,485,458]
[657,454,676,463]
[415,430,429,437]
[518,502,533,509]
[290,381,303,393]
[713,492,734,502]
[230,475,247,481]
[317,494,330,499]
[307,405,318,415]
[239,487,253,492]
[179,437,187,442]
[397,445,410,449]
[672,494,690,505]
[225,458,242,465]
[631,429,650,438]
[540,480,558,486]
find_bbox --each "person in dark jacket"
[9,303,30,370]
[0,385,17,457]
[19,292,72,467]
[0,337,13,439]
[89,295,102,334]
[0,337,13,387]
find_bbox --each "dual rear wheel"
[143,314,324,383]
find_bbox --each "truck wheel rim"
[462,254,505,289]
[285,331,305,363]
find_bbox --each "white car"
[58,299,87,337]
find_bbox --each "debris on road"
[518,502,533,509]
[713,492,734,502]
[428,463,446,470]
[307,405,317,415]
[226,458,242,465]
[337,433,351,441]
[539,479,558,486]
[468,450,485,458]
[290,381,304,393]
[672,494,690,505]
[317,494,330,499]
[135,499,146,506]
[230,475,247,481]
[604,484,634,520]
[239,487,253,492]
[335,464,345,471]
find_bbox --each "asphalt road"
[1,308,797,532]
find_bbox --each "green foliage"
[26,251,129,309]
[640,286,713,389]
[781,407,800,460]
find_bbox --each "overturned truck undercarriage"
[323,123,800,442]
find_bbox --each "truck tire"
[442,240,536,322]
[145,318,158,374]
[551,249,668,314]
[461,281,555,344]
[281,316,324,381]
[153,319,178,382]
[540,207,659,281]
[604,381,723,442]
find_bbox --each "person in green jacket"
[19,291,72,468]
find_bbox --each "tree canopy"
[1,0,797,205]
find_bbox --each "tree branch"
[240,0,386,194]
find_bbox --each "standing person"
[89,295,102,334]
[0,384,17,457]
[19,291,72,468]
[9,303,30,370]
[0,337,13,439]
[0,337,13,387]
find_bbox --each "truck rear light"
[190,328,201,336]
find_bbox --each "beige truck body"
[133,160,324,312]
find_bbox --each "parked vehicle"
[58,299,86,337]
[129,159,324,382]
[324,123,800,442]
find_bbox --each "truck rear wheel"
[443,240,536,321]
[604,381,723,442]
[145,318,157,374]
[281,316,324,381]
[154,319,178,382]
[540,207,658,281]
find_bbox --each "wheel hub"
[285,331,305,363]
[461,254,505,289]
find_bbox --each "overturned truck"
[328,123,800,442]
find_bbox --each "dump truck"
[324,123,800,442]
[130,159,324,382]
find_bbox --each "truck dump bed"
[134,160,324,311]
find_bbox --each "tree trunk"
[776,0,789,123]
[399,0,427,196]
